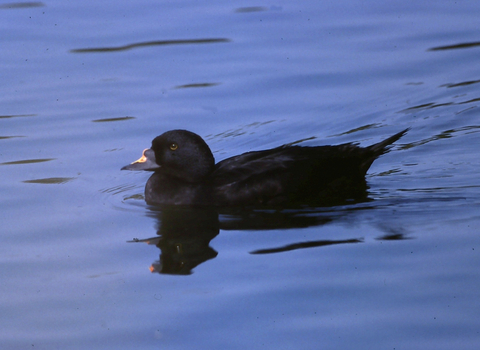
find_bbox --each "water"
[1,1,479,349]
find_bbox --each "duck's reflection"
[129,204,401,275]
[131,207,219,275]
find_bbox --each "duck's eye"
[169,143,178,151]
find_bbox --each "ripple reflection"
[428,41,480,51]
[71,38,231,53]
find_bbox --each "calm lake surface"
[1,1,479,349]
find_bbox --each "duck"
[121,128,408,207]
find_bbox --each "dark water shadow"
[428,41,480,51]
[0,2,44,9]
[128,202,403,275]
[70,38,231,53]
[0,158,55,166]
[22,177,75,184]
[441,79,480,88]
[234,6,268,13]
[0,136,25,140]
[174,82,220,89]
[250,238,363,254]
[0,114,36,119]
[92,116,135,123]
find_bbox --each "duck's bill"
[121,148,160,171]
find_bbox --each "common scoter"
[121,129,408,206]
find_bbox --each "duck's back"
[210,143,378,206]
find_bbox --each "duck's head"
[121,130,215,183]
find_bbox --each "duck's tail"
[368,128,410,155]
[361,128,410,172]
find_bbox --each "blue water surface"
[1,1,479,349]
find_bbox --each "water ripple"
[0,2,44,9]
[400,125,480,149]
[22,177,75,184]
[0,114,36,119]
[100,183,138,196]
[428,41,480,51]
[0,158,55,166]
[0,136,25,140]
[70,38,231,53]
[174,83,220,89]
[92,116,135,123]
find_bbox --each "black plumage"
[122,129,408,207]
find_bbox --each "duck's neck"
[165,152,215,183]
